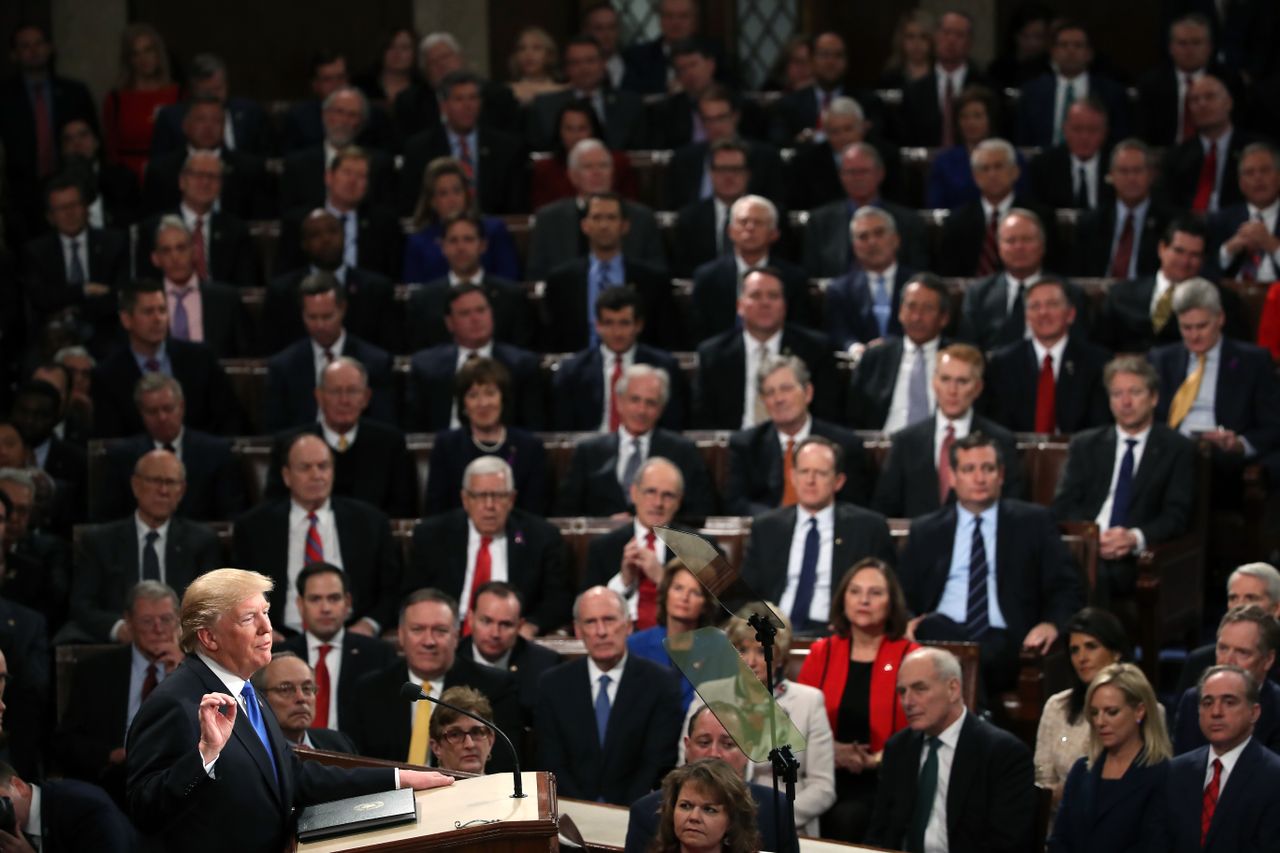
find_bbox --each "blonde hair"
[118,23,172,88]
[180,568,274,653]
[1085,663,1172,768]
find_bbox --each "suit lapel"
[945,714,980,833]
[189,656,284,802]
[506,516,528,589]
[594,433,626,506]
[924,508,958,610]
[830,506,859,587]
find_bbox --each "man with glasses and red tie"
[253,651,357,752]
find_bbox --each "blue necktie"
[871,274,891,337]
[965,515,989,639]
[906,345,930,426]
[790,517,820,629]
[595,674,612,745]
[67,239,85,285]
[171,287,191,340]
[239,681,279,786]
[1108,438,1138,528]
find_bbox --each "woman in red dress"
[102,23,179,184]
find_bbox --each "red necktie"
[1110,211,1135,279]
[313,643,332,728]
[781,437,797,506]
[462,536,493,637]
[1192,140,1217,212]
[192,215,208,281]
[1180,74,1195,143]
[141,663,159,701]
[941,75,955,147]
[977,208,1000,276]
[608,356,623,431]
[1035,354,1056,433]
[32,84,54,177]
[304,512,324,564]
[1201,758,1222,845]
[636,531,658,630]
[937,424,956,504]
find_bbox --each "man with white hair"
[392,32,518,140]
[787,94,900,212]
[527,138,664,280]
[528,35,644,151]
[280,87,395,212]
[282,49,395,153]
[1176,564,1280,693]
[145,214,248,357]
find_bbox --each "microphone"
[399,682,526,799]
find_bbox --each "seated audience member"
[727,354,868,515]
[149,52,270,156]
[282,50,366,151]
[265,357,414,517]
[1073,139,1170,279]
[664,86,780,210]
[1209,142,1280,282]
[505,26,566,107]
[55,346,96,433]
[280,87,394,211]
[527,36,645,151]
[100,373,244,521]
[648,39,724,149]
[873,344,1025,518]
[403,157,521,284]
[141,95,268,221]
[406,284,544,431]
[542,191,678,352]
[1015,21,1129,147]
[898,433,1083,695]
[826,207,919,351]
[536,587,683,804]
[770,31,853,144]
[557,368,714,517]
[650,759,764,853]
[408,456,568,634]
[405,212,532,351]
[22,175,129,353]
[392,32,519,141]
[253,652,357,752]
[581,4,626,90]
[1033,608,1129,811]
[0,605,50,783]
[621,0,728,94]
[459,581,563,722]
[0,759,136,852]
[278,145,401,281]
[29,359,87,446]
[57,581,182,804]
[263,208,398,354]
[691,193,811,342]
[794,558,914,840]
[551,286,684,432]
[1048,663,1172,853]
[92,281,240,437]
[937,139,1054,277]
[981,278,1110,434]
[898,12,991,146]
[145,215,250,357]
[398,70,526,217]
[958,208,1086,352]
[1135,14,1241,147]
[1052,356,1195,607]
[277,563,396,732]
[233,434,401,637]
[866,647,1035,853]
[787,94,894,212]
[1176,563,1280,693]
[10,378,86,531]
[1171,606,1280,754]
[694,267,835,429]
[353,27,422,117]
[742,437,894,634]
[70,450,220,642]
[1149,666,1280,851]
[925,86,1027,210]
[428,685,497,773]
[59,116,140,229]
[626,560,714,711]
[526,138,665,281]
[263,274,394,432]
[846,273,951,431]
[1162,75,1252,213]
[881,9,936,88]
[1028,98,1113,211]
[1097,218,1250,352]
[0,469,71,634]
[529,98,641,211]
[346,588,521,770]
[424,357,546,514]
[803,142,928,279]
[671,137,747,279]
[102,26,181,183]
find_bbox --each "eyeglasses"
[464,490,514,504]
[266,681,317,697]
[136,475,183,489]
[438,726,493,745]
[133,615,177,630]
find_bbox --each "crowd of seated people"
[3,1,1280,849]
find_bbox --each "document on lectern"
[296,787,416,841]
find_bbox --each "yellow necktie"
[1168,353,1206,429]
[1152,285,1175,333]
[407,686,433,764]
[337,434,349,452]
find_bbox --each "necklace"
[472,429,506,453]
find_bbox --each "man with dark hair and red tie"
[1163,75,1255,214]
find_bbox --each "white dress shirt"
[885,337,940,433]
[938,504,1007,629]
[1149,270,1176,317]
[1217,200,1279,281]
[980,194,1014,229]
[1206,734,1250,789]
[779,503,836,623]
[307,628,344,728]
[921,708,968,853]
[1053,72,1091,133]
[934,63,969,108]
[742,330,783,428]
[1003,270,1043,316]
[1070,154,1100,208]
[933,409,974,472]
[1095,425,1151,552]
[59,230,90,280]
[180,203,213,254]
[587,651,627,707]
[135,514,171,583]
[606,520,669,621]
[311,330,346,382]
[615,426,652,486]
[1031,335,1068,381]
[460,521,509,620]
[598,345,636,431]
[320,420,358,450]
[285,500,342,631]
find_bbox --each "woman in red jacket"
[796,556,915,843]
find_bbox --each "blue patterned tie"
[240,681,279,786]
[790,518,820,630]
[1108,439,1138,528]
[965,515,989,639]
[906,346,930,426]
[595,674,612,745]
[871,274,891,337]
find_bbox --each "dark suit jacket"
[1210,202,1280,279]
[1073,201,1168,278]
[263,266,398,355]
[1046,753,1167,853]
[71,516,222,640]
[185,279,252,358]
[456,635,563,724]
[541,256,679,352]
[740,503,896,605]
[99,429,246,521]
[1149,738,1280,852]
[303,728,357,753]
[0,596,49,780]
[626,781,799,853]
[133,210,259,286]
[535,655,683,804]
[1135,63,1243,146]
[825,265,914,349]
[422,427,547,515]
[527,88,646,151]
[278,145,395,212]
[393,79,518,142]
[937,196,1057,276]
[768,83,884,145]
[91,339,242,437]
[405,341,544,431]
[725,418,872,515]
[690,254,813,343]
[981,337,1111,433]
[693,325,838,429]
[39,777,137,853]
[142,149,269,220]
[0,74,97,224]
[801,199,929,278]
[867,711,1035,853]
[1028,145,1116,210]
[872,415,1027,518]
[1095,276,1252,353]
[1052,423,1196,546]
[261,333,395,431]
[621,37,730,96]
[398,125,526,216]
[276,203,403,281]
[346,657,523,771]
[55,644,131,791]
[957,272,1089,353]
[126,654,394,853]
[405,275,533,351]
[22,227,129,330]
[784,134,905,211]
[550,344,685,431]
[1172,678,1280,755]
[525,197,665,281]
[278,629,397,730]
[664,139,786,210]
[1014,73,1130,147]
[406,508,571,633]
[150,96,271,155]
[898,66,991,146]
[846,336,940,431]
[670,196,724,279]
[1163,130,1254,211]
[265,419,417,518]
[554,428,716,518]
[232,496,401,631]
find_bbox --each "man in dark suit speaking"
[125,568,452,853]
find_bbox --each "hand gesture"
[399,770,456,791]
[1022,622,1059,655]
[198,692,238,763]
[0,830,35,852]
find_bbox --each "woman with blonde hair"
[103,23,178,182]
[401,156,519,282]
[651,759,760,853]
[507,27,566,105]
[879,10,935,89]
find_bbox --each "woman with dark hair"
[0,421,29,469]
[528,99,638,210]
[1034,607,1130,810]
[102,23,179,182]
[986,2,1054,91]
[795,557,915,842]
[422,356,546,514]
[761,35,814,93]
[652,759,761,853]
[58,117,140,226]
[402,156,520,282]
[428,685,497,774]
[878,10,935,89]
[628,560,715,712]
[354,27,421,110]
[925,85,1027,209]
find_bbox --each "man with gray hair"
[1074,138,1172,278]
[557,362,714,516]
[392,31,519,140]
[1209,142,1280,283]
[144,214,248,357]
[150,52,270,156]
[825,206,919,351]
[406,456,569,634]
[280,86,395,212]
[1176,564,1280,694]
[528,35,644,151]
